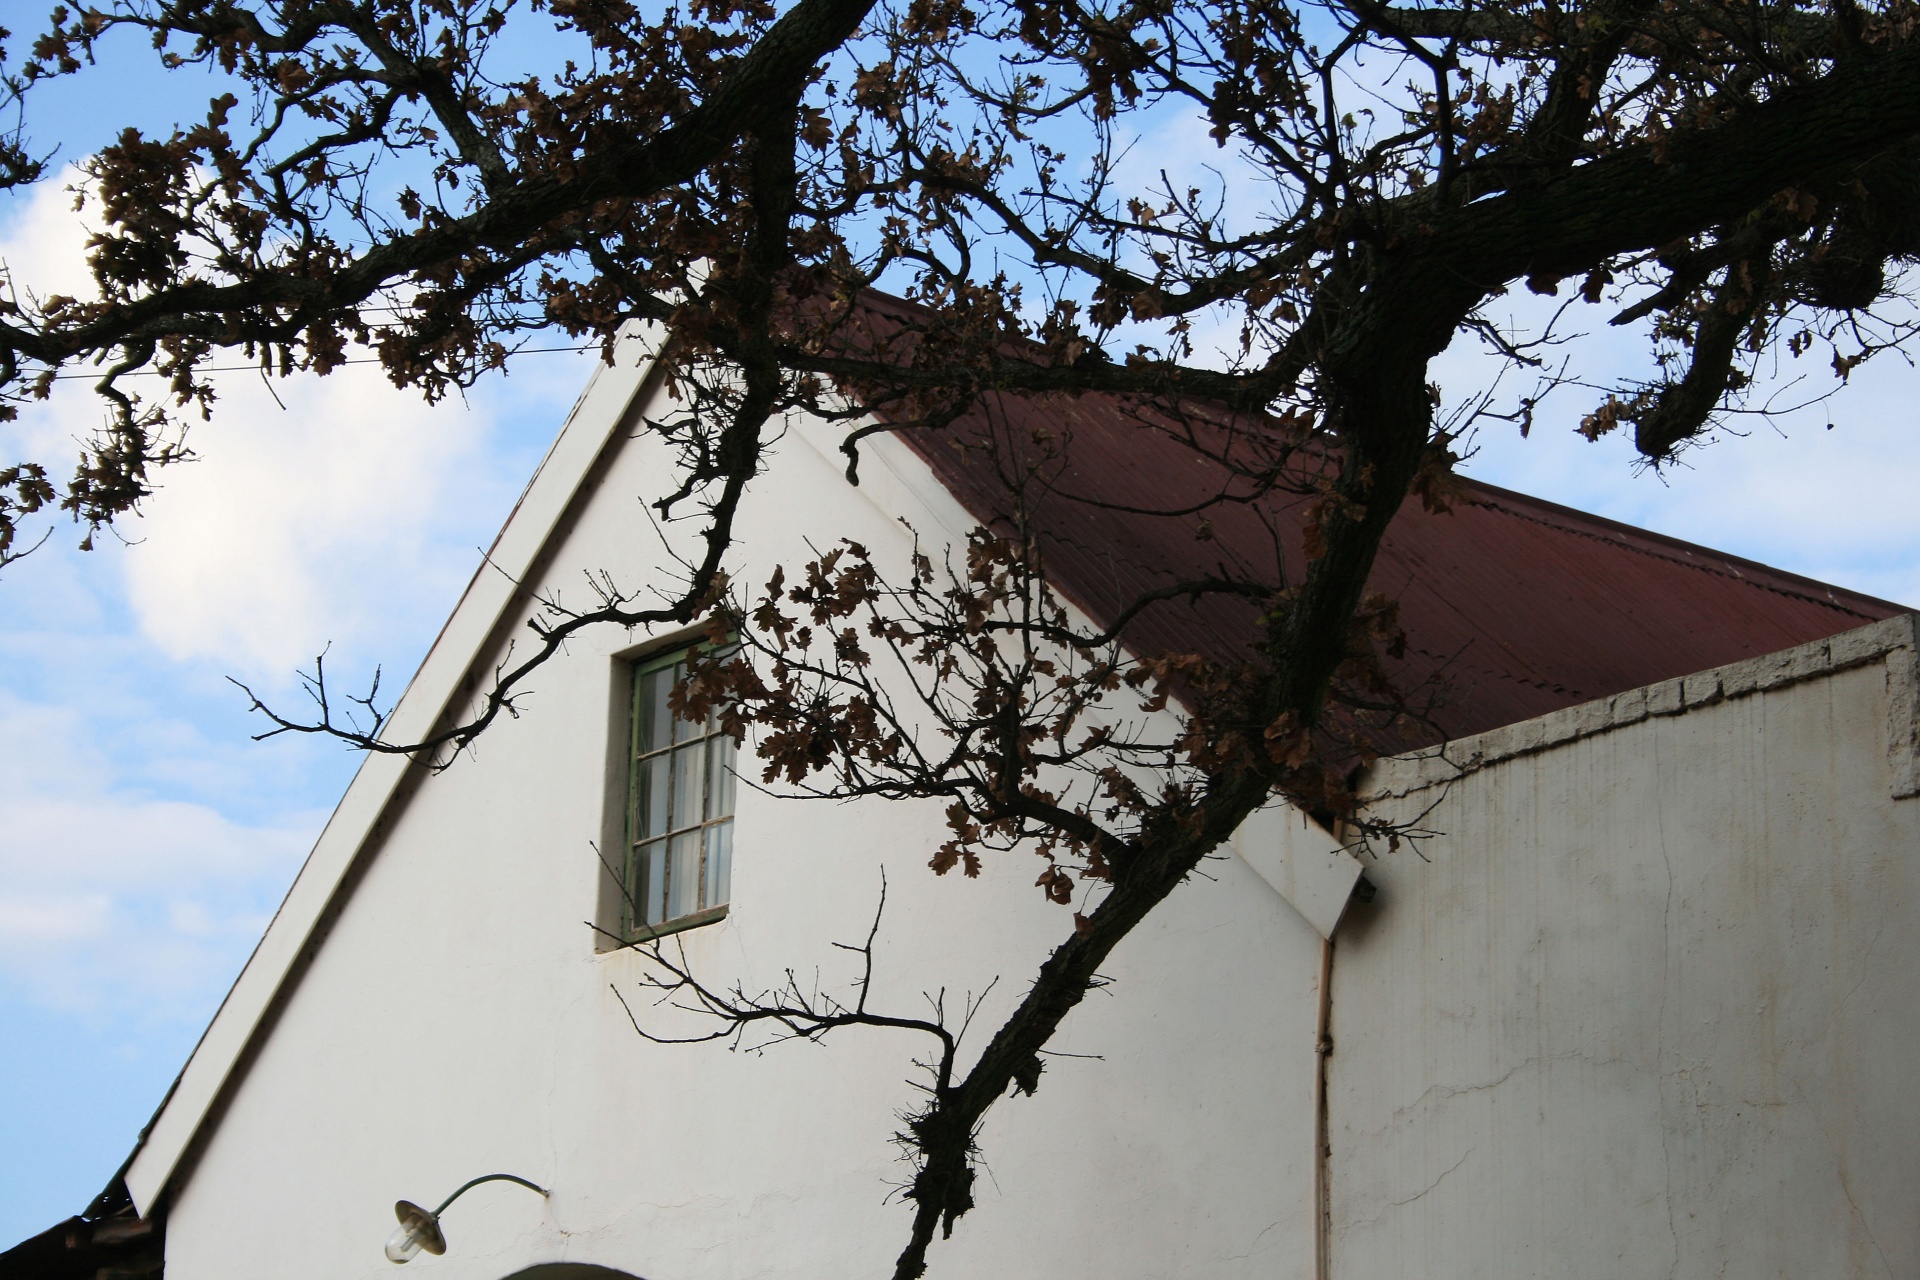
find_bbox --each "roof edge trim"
[121,326,668,1215]
[1463,476,1904,619]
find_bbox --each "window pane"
[639,665,674,754]
[635,839,667,927]
[635,755,670,840]
[670,742,706,833]
[704,821,732,909]
[630,644,739,934]
[706,734,736,821]
[667,831,702,920]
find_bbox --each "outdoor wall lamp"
[384,1173,550,1264]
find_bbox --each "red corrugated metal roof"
[888,385,1904,748]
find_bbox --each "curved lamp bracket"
[385,1173,550,1264]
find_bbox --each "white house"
[7,315,1916,1280]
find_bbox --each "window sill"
[621,902,729,946]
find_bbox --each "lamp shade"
[384,1201,447,1264]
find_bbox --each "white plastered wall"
[151,337,1917,1280]
[1334,616,1920,1278]
[155,367,1347,1280]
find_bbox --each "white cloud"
[0,894,110,944]
[0,692,317,1020]
[0,165,99,307]
[1,170,596,682]
[117,364,502,678]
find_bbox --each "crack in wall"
[1343,1048,1638,1143]
[1794,1074,1896,1278]
[1333,1145,1476,1235]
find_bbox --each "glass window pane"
[635,755,670,839]
[704,821,732,909]
[635,839,667,927]
[670,742,706,833]
[630,644,740,935]
[706,735,736,821]
[639,665,674,754]
[667,831,702,920]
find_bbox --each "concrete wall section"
[1336,629,1920,1278]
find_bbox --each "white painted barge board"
[123,326,665,1214]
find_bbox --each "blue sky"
[3,26,1919,1251]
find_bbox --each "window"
[625,645,736,938]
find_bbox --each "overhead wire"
[40,343,600,380]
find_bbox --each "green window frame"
[625,643,737,940]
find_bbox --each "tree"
[4,0,1919,1273]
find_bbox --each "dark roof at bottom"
[892,386,1904,749]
